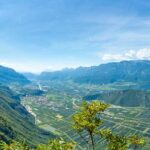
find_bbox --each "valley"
[21,81,150,149]
[1,60,150,149]
[1,0,150,149]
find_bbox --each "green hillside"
[0,65,30,85]
[0,86,54,147]
[84,90,150,107]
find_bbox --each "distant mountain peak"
[37,60,150,84]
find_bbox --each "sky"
[0,0,150,73]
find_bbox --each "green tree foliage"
[37,138,76,150]
[104,133,145,150]
[72,101,145,150]
[130,135,145,150]
[104,132,128,150]
[72,101,110,150]
[0,139,76,150]
[0,141,29,150]
[98,123,145,150]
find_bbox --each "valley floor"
[21,81,150,149]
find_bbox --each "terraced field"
[22,82,150,149]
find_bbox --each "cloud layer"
[101,49,150,61]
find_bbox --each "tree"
[0,139,76,150]
[0,141,29,150]
[130,135,145,150]
[103,132,128,150]
[72,101,110,150]
[103,132,145,150]
[72,101,146,150]
[37,138,76,150]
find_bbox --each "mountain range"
[30,60,150,84]
[1,60,150,147]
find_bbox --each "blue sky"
[0,0,150,72]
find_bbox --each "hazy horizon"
[0,0,150,72]
[1,59,149,74]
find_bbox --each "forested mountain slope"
[0,65,30,85]
[0,86,54,147]
[84,90,150,107]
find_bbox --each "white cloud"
[101,49,150,61]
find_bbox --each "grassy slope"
[0,87,55,147]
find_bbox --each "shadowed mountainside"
[0,86,54,147]
[35,60,150,85]
[84,90,150,107]
[0,65,30,85]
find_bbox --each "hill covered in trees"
[0,65,30,85]
[0,86,54,147]
[84,90,150,107]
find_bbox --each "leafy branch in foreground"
[103,131,129,150]
[103,132,146,150]
[72,101,110,150]
[0,139,76,150]
[72,100,146,150]
[37,138,76,150]
[130,135,145,150]
[0,141,29,150]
